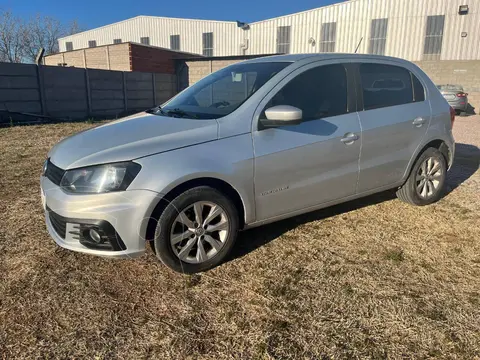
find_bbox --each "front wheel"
[396,147,447,206]
[153,186,239,273]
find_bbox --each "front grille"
[47,207,67,239]
[45,159,65,186]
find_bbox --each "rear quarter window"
[360,63,414,110]
[411,73,425,102]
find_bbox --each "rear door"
[356,62,431,192]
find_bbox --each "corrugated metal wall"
[59,0,480,61]
[247,0,480,60]
[60,16,244,56]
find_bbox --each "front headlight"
[42,159,48,176]
[60,162,141,194]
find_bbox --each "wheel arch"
[403,138,452,183]
[145,177,247,242]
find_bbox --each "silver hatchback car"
[437,84,469,115]
[41,54,455,273]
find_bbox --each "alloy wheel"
[415,157,442,199]
[170,201,230,264]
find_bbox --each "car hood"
[48,112,219,169]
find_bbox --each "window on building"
[369,18,388,55]
[202,32,213,56]
[276,26,291,54]
[319,22,336,52]
[360,63,414,110]
[265,64,348,120]
[424,15,445,58]
[65,42,73,51]
[170,35,180,51]
[113,39,122,44]
[88,40,97,48]
[140,37,150,45]
[411,73,425,102]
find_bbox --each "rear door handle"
[340,133,359,144]
[412,117,426,127]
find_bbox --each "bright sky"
[2,0,342,29]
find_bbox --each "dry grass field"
[0,116,479,359]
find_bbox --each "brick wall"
[185,59,246,85]
[184,57,480,112]
[44,53,64,66]
[108,43,131,71]
[130,44,177,74]
[42,52,480,116]
[64,51,87,68]
[44,43,199,75]
[45,43,131,71]
[415,60,480,109]
[85,47,110,70]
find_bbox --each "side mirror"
[261,105,302,127]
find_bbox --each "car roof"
[437,84,463,88]
[241,53,410,64]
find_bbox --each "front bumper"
[41,176,160,258]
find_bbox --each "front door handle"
[412,117,426,127]
[340,133,359,144]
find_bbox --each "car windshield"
[155,62,291,119]
[437,84,464,91]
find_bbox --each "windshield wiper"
[166,108,198,119]
[145,105,166,115]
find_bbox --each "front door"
[355,63,432,192]
[252,62,361,221]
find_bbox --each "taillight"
[450,106,455,127]
[456,92,466,97]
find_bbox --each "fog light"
[89,229,102,243]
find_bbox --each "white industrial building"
[59,0,480,61]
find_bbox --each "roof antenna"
[354,37,363,53]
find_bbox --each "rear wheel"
[153,186,239,273]
[396,147,447,206]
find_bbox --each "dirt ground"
[0,115,479,359]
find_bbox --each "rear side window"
[266,64,348,120]
[360,63,414,110]
[411,74,425,102]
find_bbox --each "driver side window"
[264,64,348,121]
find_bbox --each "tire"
[396,147,447,206]
[153,186,239,274]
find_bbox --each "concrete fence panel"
[155,73,177,104]
[0,62,37,76]
[126,71,155,110]
[0,62,41,114]
[42,66,88,119]
[0,62,179,124]
[89,69,125,116]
